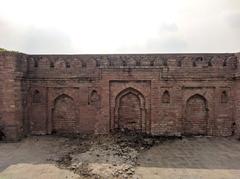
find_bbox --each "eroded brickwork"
[0,52,240,140]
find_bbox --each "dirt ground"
[0,134,240,179]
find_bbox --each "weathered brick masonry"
[0,51,240,140]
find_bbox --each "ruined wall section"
[156,54,237,136]
[93,54,237,136]
[25,55,101,135]
[15,53,240,137]
[0,52,27,140]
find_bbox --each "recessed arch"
[52,94,77,133]
[114,87,146,133]
[162,90,170,103]
[184,94,208,135]
[221,91,228,103]
[89,90,100,108]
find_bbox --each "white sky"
[0,0,239,54]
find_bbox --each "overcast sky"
[0,0,239,54]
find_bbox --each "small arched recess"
[162,90,170,103]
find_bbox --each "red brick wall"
[0,52,27,140]
[0,52,239,140]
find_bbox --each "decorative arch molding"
[113,87,146,133]
[186,94,208,107]
[183,90,211,105]
[53,94,74,103]
[50,93,76,108]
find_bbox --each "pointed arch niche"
[221,91,228,103]
[113,88,146,133]
[52,94,77,133]
[184,94,208,135]
[162,90,170,103]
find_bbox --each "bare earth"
[0,135,240,179]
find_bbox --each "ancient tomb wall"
[25,53,238,137]
[0,52,239,140]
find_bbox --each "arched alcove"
[52,94,77,133]
[162,90,170,103]
[184,94,208,135]
[221,91,228,103]
[114,88,146,133]
[89,90,100,108]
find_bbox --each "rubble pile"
[52,133,177,178]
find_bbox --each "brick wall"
[0,52,27,140]
[0,52,239,140]
[233,53,240,138]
